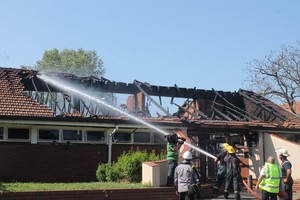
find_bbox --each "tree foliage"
[246,43,300,114]
[35,48,105,77]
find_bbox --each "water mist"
[38,74,216,159]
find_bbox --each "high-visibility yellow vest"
[259,163,281,193]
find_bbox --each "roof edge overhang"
[183,120,300,134]
[0,115,183,130]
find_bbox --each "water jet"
[38,74,216,159]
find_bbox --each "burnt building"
[0,67,299,183]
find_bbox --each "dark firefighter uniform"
[212,143,229,197]
[224,146,241,200]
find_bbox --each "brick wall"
[0,143,166,182]
[0,143,107,182]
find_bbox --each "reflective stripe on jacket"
[259,163,281,193]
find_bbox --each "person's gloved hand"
[178,138,185,144]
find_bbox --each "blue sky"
[1,0,300,93]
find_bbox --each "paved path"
[202,190,300,200]
[202,190,257,200]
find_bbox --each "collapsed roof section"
[0,67,299,130]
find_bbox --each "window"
[246,132,258,147]
[8,128,29,140]
[154,132,167,143]
[114,132,131,143]
[133,132,150,143]
[63,130,82,141]
[0,127,3,140]
[86,131,105,142]
[39,129,59,140]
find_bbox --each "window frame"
[0,127,3,140]
[62,129,83,142]
[113,130,133,143]
[133,131,151,143]
[85,129,106,143]
[38,129,60,141]
[7,127,30,141]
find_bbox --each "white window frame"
[38,128,60,142]
[113,129,133,143]
[62,129,83,143]
[84,129,106,143]
[133,130,152,144]
[6,127,31,142]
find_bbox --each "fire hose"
[242,179,262,200]
[175,132,263,199]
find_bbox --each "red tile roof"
[0,68,54,117]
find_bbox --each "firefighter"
[224,145,241,200]
[212,143,229,198]
[166,133,184,186]
[255,156,281,200]
[174,151,200,200]
[278,148,293,200]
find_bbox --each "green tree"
[35,48,105,77]
[245,43,300,114]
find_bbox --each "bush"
[96,163,109,182]
[96,149,165,183]
[106,162,123,182]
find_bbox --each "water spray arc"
[38,74,216,159]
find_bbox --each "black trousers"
[213,164,226,191]
[179,191,195,200]
[224,170,240,194]
[283,178,293,200]
[261,190,277,200]
[167,160,178,186]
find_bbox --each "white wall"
[248,133,299,180]
[248,147,261,179]
[142,160,168,187]
[266,134,300,180]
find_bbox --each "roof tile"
[0,68,54,117]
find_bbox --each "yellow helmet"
[227,146,235,154]
[223,143,229,149]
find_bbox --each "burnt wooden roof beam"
[134,80,172,117]
[239,91,286,121]
[211,106,233,121]
[182,101,209,119]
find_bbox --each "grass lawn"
[0,182,151,192]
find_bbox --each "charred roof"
[0,67,299,131]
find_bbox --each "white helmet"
[182,151,192,160]
[278,148,290,157]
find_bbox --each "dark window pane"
[63,130,82,141]
[114,132,131,142]
[0,127,3,140]
[8,128,29,139]
[154,132,167,143]
[39,129,59,140]
[134,132,150,143]
[86,131,105,142]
